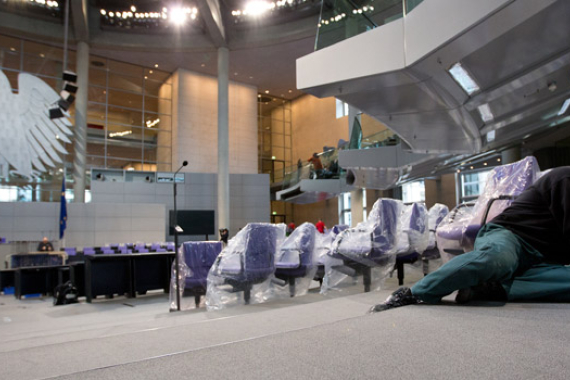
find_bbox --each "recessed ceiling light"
[201,63,205,67]
[39,53,45,58]
[149,70,153,74]
[144,76,148,80]
[154,64,159,68]
[234,72,238,75]
[477,104,494,123]
[288,89,292,93]
[265,90,269,94]
[448,62,480,95]
[9,47,16,52]
[558,98,570,116]
[249,76,253,79]
[257,94,261,98]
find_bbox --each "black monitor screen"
[169,210,215,236]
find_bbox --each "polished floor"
[1,265,569,379]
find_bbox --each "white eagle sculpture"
[0,69,73,179]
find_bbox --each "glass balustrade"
[315,0,424,50]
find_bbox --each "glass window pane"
[108,73,143,93]
[108,89,143,110]
[88,86,107,103]
[22,55,63,77]
[145,96,172,114]
[0,51,20,71]
[0,35,20,52]
[90,68,107,87]
[2,69,19,90]
[108,105,142,127]
[145,78,172,99]
[144,113,171,131]
[108,60,143,77]
[107,124,143,144]
[87,102,106,125]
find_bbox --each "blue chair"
[101,247,115,254]
[166,242,175,252]
[329,198,401,292]
[83,247,96,255]
[436,156,539,260]
[64,247,76,256]
[207,223,284,306]
[181,241,223,307]
[275,223,317,297]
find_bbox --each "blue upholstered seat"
[275,223,317,297]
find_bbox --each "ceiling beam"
[197,0,226,47]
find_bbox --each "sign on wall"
[0,70,73,179]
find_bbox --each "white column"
[217,47,230,231]
[73,41,89,203]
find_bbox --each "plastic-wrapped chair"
[393,202,429,285]
[206,223,286,310]
[313,224,349,285]
[166,242,175,252]
[421,203,449,274]
[324,198,401,293]
[436,156,540,262]
[170,241,223,310]
[275,223,317,297]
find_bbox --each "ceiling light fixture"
[477,103,494,123]
[557,98,570,116]
[448,62,480,95]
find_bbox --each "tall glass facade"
[0,34,172,201]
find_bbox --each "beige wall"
[291,199,339,229]
[170,69,258,174]
[425,173,458,210]
[291,95,348,164]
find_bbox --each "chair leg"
[397,260,404,286]
[288,277,295,297]
[194,294,201,308]
[363,266,371,292]
[244,286,251,304]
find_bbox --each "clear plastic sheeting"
[396,203,429,257]
[274,222,318,297]
[206,223,286,310]
[436,156,540,261]
[422,203,449,274]
[321,198,402,294]
[169,241,223,311]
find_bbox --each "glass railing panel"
[348,117,363,149]
[315,0,404,50]
[404,0,424,14]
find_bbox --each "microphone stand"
[172,160,187,311]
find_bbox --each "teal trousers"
[411,223,570,303]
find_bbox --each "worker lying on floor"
[372,166,570,312]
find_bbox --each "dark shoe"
[369,287,419,313]
[455,282,507,304]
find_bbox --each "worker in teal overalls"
[374,166,570,311]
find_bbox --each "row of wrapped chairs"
[170,156,543,311]
[170,200,449,311]
[64,242,176,257]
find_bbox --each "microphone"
[174,160,188,175]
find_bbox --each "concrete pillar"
[217,47,230,231]
[501,146,521,164]
[350,189,363,226]
[73,41,89,203]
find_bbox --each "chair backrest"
[136,248,149,253]
[151,242,162,251]
[243,223,280,278]
[279,222,316,267]
[184,241,224,286]
[64,247,76,256]
[83,247,95,255]
[397,202,429,254]
[370,198,401,255]
[471,156,539,225]
[102,248,115,254]
[427,203,449,250]
[166,242,175,252]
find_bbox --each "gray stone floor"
[1,265,569,379]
